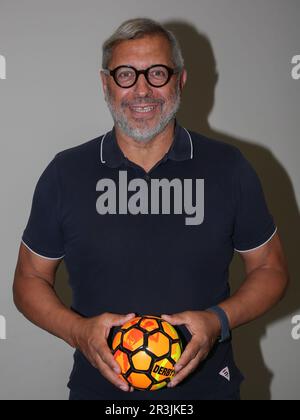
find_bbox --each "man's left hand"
[161,311,221,388]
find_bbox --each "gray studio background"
[0,0,299,400]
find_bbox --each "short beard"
[105,82,181,144]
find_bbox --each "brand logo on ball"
[0,55,6,80]
[111,315,183,391]
[152,364,175,377]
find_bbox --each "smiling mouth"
[130,105,157,113]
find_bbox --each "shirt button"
[145,175,151,182]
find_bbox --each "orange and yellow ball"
[112,315,183,391]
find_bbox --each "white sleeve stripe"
[234,227,278,253]
[21,240,65,260]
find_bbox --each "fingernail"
[114,367,120,374]
[175,365,182,372]
[120,385,128,392]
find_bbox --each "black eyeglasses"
[103,64,180,88]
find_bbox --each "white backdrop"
[0,0,299,400]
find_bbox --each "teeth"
[132,106,155,113]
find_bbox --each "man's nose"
[133,73,153,96]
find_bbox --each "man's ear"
[180,68,187,91]
[100,70,108,96]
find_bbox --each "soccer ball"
[111,315,183,391]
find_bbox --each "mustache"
[121,97,165,107]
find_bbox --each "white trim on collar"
[182,127,194,159]
[100,133,108,164]
[100,126,194,165]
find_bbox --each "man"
[13,18,289,400]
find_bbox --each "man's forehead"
[109,35,173,67]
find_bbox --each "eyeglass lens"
[115,66,170,87]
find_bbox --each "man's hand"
[71,312,136,392]
[161,311,221,388]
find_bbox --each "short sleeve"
[22,156,65,259]
[232,150,277,253]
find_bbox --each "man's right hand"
[71,312,136,392]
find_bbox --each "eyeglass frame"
[102,64,181,88]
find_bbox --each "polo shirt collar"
[100,120,193,169]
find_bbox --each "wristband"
[206,306,231,343]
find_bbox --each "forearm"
[219,266,289,330]
[13,275,82,347]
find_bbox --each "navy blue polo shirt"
[22,122,277,400]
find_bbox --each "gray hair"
[102,18,184,71]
